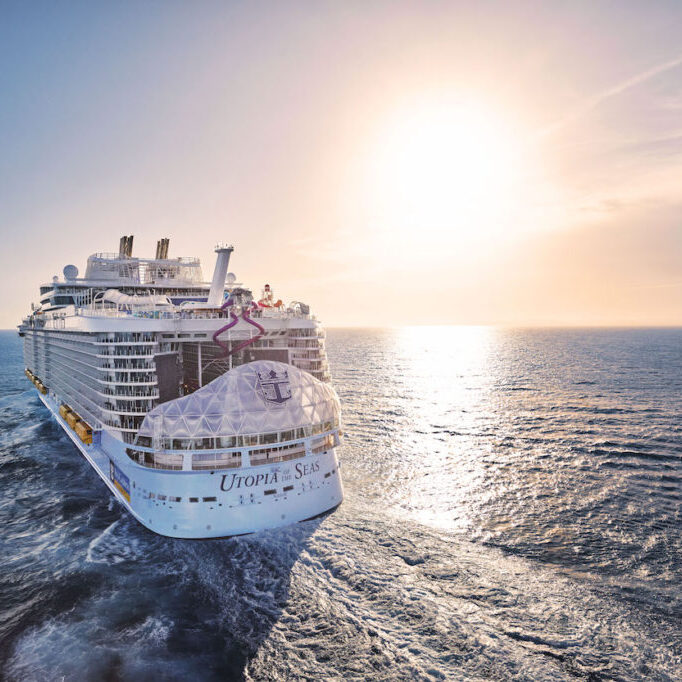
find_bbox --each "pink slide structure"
[212,301,265,358]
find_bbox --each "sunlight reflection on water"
[389,326,495,530]
[330,326,682,572]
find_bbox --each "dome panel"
[137,360,339,442]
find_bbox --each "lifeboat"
[60,403,93,444]
[74,421,93,445]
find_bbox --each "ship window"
[283,485,293,492]
[311,434,335,454]
[264,489,276,495]
[203,496,216,502]
[189,497,199,503]
[169,496,181,502]
[158,495,167,501]
[248,442,305,464]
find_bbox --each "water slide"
[212,301,266,358]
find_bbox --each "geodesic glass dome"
[136,361,340,444]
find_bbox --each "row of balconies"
[96,333,157,344]
[288,339,325,349]
[97,359,155,371]
[104,415,145,432]
[99,374,158,385]
[96,348,155,358]
[101,386,160,399]
[287,327,325,338]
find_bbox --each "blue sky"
[1,1,681,326]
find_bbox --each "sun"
[365,97,525,241]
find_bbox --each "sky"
[1,0,681,327]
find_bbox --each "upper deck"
[83,253,204,287]
[35,237,230,313]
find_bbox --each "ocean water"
[1,327,681,681]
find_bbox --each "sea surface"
[0,327,681,681]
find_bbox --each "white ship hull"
[38,391,343,539]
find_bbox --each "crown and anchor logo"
[256,368,292,406]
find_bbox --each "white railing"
[78,306,313,321]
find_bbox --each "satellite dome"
[63,264,79,280]
[226,272,236,284]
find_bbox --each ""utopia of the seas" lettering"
[220,461,320,492]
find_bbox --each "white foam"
[85,520,143,565]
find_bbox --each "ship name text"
[220,461,320,492]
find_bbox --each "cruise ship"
[18,237,343,538]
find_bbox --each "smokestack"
[156,238,169,259]
[207,245,234,307]
[119,235,134,258]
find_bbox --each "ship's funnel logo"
[256,369,292,406]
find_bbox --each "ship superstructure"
[19,237,343,538]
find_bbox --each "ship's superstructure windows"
[22,329,165,442]
[311,434,335,455]
[249,441,308,465]
[190,451,243,471]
